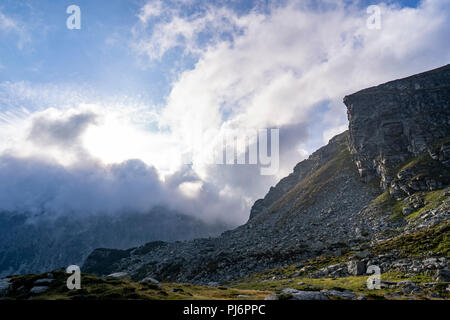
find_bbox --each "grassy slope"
[264,134,374,229]
[5,271,271,300]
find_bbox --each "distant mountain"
[0,206,230,277]
[83,64,450,289]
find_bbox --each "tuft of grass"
[371,190,404,221]
[405,189,446,221]
[373,221,450,257]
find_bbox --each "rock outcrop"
[344,64,450,189]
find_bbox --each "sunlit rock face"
[344,64,450,189]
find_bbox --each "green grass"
[270,143,364,220]
[5,271,271,300]
[371,190,405,221]
[230,271,443,300]
[369,186,448,222]
[373,221,450,257]
[405,189,447,221]
[398,153,434,172]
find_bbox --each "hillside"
[1,64,449,300]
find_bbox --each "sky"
[0,0,448,225]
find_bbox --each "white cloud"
[1,0,450,226]
[138,0,163,24]
[130,0,450,222]
[0,82,247,224]
[133,3,246,60]
[0,10,19,30]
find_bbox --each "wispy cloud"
[0,9,30,49]
[138,0,163,24]
[132,2,247,61]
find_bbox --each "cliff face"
[344,64,450,190]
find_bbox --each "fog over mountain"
[0,207,229,277]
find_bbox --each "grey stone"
[207,282,219,287]
[30,286,48,294]
[355,250,370,259]
[347,260,366,276]
[282,288,328,300]
[105,272,130,280]
[281,288,300,294]
[435,267,450,282]
[264,294,278,300]
[345,64,450,190]
[139,276,161,288]
[396,280,416,287]
[321,289,357,300]
[34,278,54,285]
[402,206,414,216]
[380,280,397,289]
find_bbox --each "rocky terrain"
[1,65,449,300]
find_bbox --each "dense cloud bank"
[1,0,449,226]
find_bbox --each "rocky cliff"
[344,64,450,189]
[80,65,449,295]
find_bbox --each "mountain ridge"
[82,65,450,288]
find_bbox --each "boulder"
[355,250,370,259]
[30,286,49,294]
[139,276,161,287]
[34,278,54,285]
[435,267,450,282]
[264,294,278,300]
[280,288,328,300]
[105,272,130,280]
[347,260,366,276]
[321,289,358,300]
[207,282,219,287]
[402,206,414,216]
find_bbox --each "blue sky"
[0,0,421,104]
[0,0,273,103]
[0,0,448,224]
[1,0,168,102]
